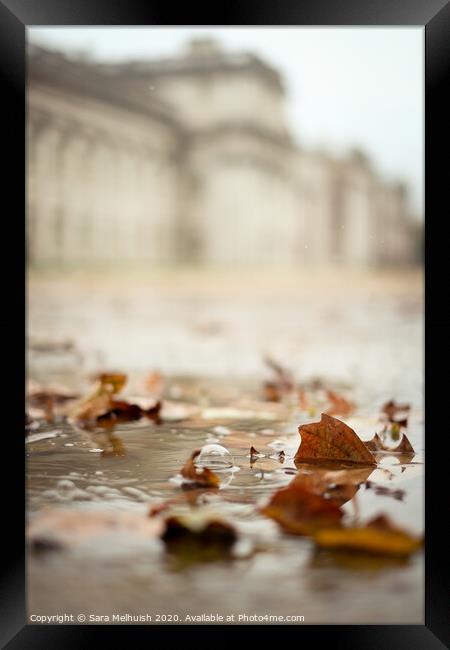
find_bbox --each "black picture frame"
[1,0,448,646]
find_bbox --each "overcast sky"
[29,27,424,215]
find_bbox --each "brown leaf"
[391,433,415,454]
[260,478,343,535]
[263,357,294,401]
[324,390,355,417]
[94,373,128,394]
[364,432,384,451]
[263,381,282,402]
[314,513,423,557]
[70,393,113,424]
[364,431,415,455]
[97,400,143,425]
[180,450,220,488]
[295,414,377,466]
[70,371,162,426]
[161,513,237,564]
[381,400,410,423]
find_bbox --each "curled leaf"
[314,514,423,557]
[364,432,384,451]
[180,450,220,488]
[260,479,343,535]
[295,414,376,466]
[365,431,415,455]
[391,433,415,454]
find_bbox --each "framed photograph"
[1,0,447,646]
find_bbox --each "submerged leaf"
[314,514,423,557]
[295,414,376,466]
[260,479,343,535]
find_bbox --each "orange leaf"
[295,413,377,466]
[96,373,128,394]
[314,514,423,557]
[260,479,343,535]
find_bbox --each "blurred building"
[27,38,418,268]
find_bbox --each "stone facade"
[27,38,418,269]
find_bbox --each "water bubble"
[195,444,234,470]
[57,479,76,492]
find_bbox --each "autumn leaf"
[314,514,423,557]
[381,400,410,424]
[93,372,128,394]
[364,432,384,451]
[97,400,142,425]
[324,390,355,417]
[295,413,377,466]
[365,431,415,455]
[161,512,237,565]
[392,434,415,453]
[263,356,294,401]
[180,450,220,488]
[70,372,162,427]
[260,479,343,535]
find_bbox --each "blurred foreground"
[26,268,423,624]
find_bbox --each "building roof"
[27,44,179,128]
[97,38,285,93]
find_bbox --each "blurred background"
[26,28,423,398]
